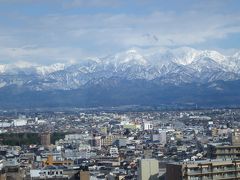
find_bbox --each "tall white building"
[138,159,159,180]
[159,130,167,146]
[143,122,153,131]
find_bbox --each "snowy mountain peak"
[233,51,240,59]
[126,49,138,54]
[200,50,226,64]
[36,63,65,75]
[170,47,200,65]
[0,47,240,90]
[0,65,6,73]
[112,49,148,66]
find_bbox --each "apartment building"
[166,160,240,180]
[207,143,240,159]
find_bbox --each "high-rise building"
[89,136,102,149]
[40,132,51,147]
[207,143,240,159]
[159,130,167,146]
[138,159,159,180]
[143,122,153,131]
[231,129,240,145]
[166,160,240,180]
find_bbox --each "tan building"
[231,129,240,145]
[40,132,51,147]
[79,170,90,180]
[166,160,240,180]
[0,169,6,180]
[101,135,120,147]
[138,159,159,180]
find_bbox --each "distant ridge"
[0,47,240,108]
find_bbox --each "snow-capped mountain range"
[0,47,240,90]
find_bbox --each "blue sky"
[0,0,240,65]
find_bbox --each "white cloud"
[48,11,240,48]
[63,0,121,8]
[0,1,240,65]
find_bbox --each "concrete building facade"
[138,159,159,180]
[166,160,240,180]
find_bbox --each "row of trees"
[0,132,66,146]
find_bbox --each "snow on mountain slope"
[168,47,201,65]
[0,65,6,74]
[228,51,240,73]
[188,57,223,72]
[0,47,240,90]
[36,63,66,75]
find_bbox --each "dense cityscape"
[0,108,240,179]
[1,0,240,180]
